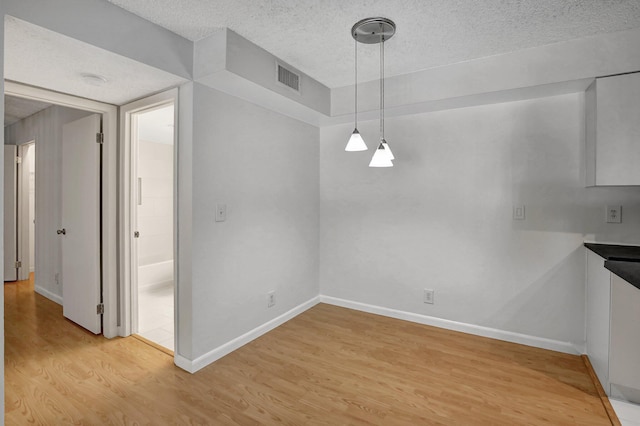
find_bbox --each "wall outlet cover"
[423,289,434,304]
[606,205,622,223]
[513,205,525,220]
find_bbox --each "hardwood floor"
[5,275,614,425]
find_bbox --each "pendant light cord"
[379,30,385,140]
[354,37,358,128]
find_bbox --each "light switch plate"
[606,205,621,223]
[513,205,525,220]
[215,204,227,222]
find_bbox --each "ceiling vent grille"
[277,63,300,92]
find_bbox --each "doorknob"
[57,228,66,235]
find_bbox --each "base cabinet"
[586,250,611,393]
[609,274,640,403]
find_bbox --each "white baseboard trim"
[35,285,63,305]
[174,293,581,374]
[174,295,321,373]
[320,296,581,355]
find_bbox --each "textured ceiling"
[4,95,51,127]
[4,16,188,105]
[106,0,640,88]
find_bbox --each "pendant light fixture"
[349,17,396,167]
[345,37,367,151]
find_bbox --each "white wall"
[189,83,319,359]
[177,82,194,360]
[320,93,640,348]
[0,6,5,420]
[5,105,93,302]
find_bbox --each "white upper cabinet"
[586,72,640,186]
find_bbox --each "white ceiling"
[4,16,188,106]
[4,95,51,127]
[106,0,640,88]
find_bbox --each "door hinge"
[97,303,104,315]
[96,133,104,144]
[14,261,21,268]
[16,156,22,164]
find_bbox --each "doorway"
[5,81,119,337]
[122,91,177,352]
[4,141,37,283]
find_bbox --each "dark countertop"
[584,243,640,291]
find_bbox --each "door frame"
[5,81,119,338]
[119,89,178,341]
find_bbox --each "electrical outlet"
[513,205,525,220]
[606,205,622,223]
[423,289,434,304]
[268,291,276,308]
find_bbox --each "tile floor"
[612,399,640,426]
[137,282,174,351]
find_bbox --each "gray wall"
[320,93,640,349]
[189,83,320,358]
[1,5,5,420]
[5,105,93,302]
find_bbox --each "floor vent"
[277,63,300,92]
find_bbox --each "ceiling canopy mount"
[351,17,396,44]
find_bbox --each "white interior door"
[4,145,18,281]
[17,143,34,281]
[61,114,102,334]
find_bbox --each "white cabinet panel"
[586,72,640,186]
[586,250,611,393]
[610,274,640,403]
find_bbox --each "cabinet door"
[585,250,611,393]
[609,274,640,403]
[593,72,640,185]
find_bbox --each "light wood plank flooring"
[6,275,613,424]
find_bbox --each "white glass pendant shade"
[369,143,393,167]
[380,139,394,160]
[345,128,368,151]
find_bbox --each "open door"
[17,143,35,281]
[4,145,18,281]
[61,114,102,334]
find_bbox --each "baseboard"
[582,354,621,426]
[320,296,581,355]
[175,295,321,373]
[35,285,63,305]
[174,293,580,374]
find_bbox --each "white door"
[61,114,102,334]
[4,145,18,281]
[17,143,34,281]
